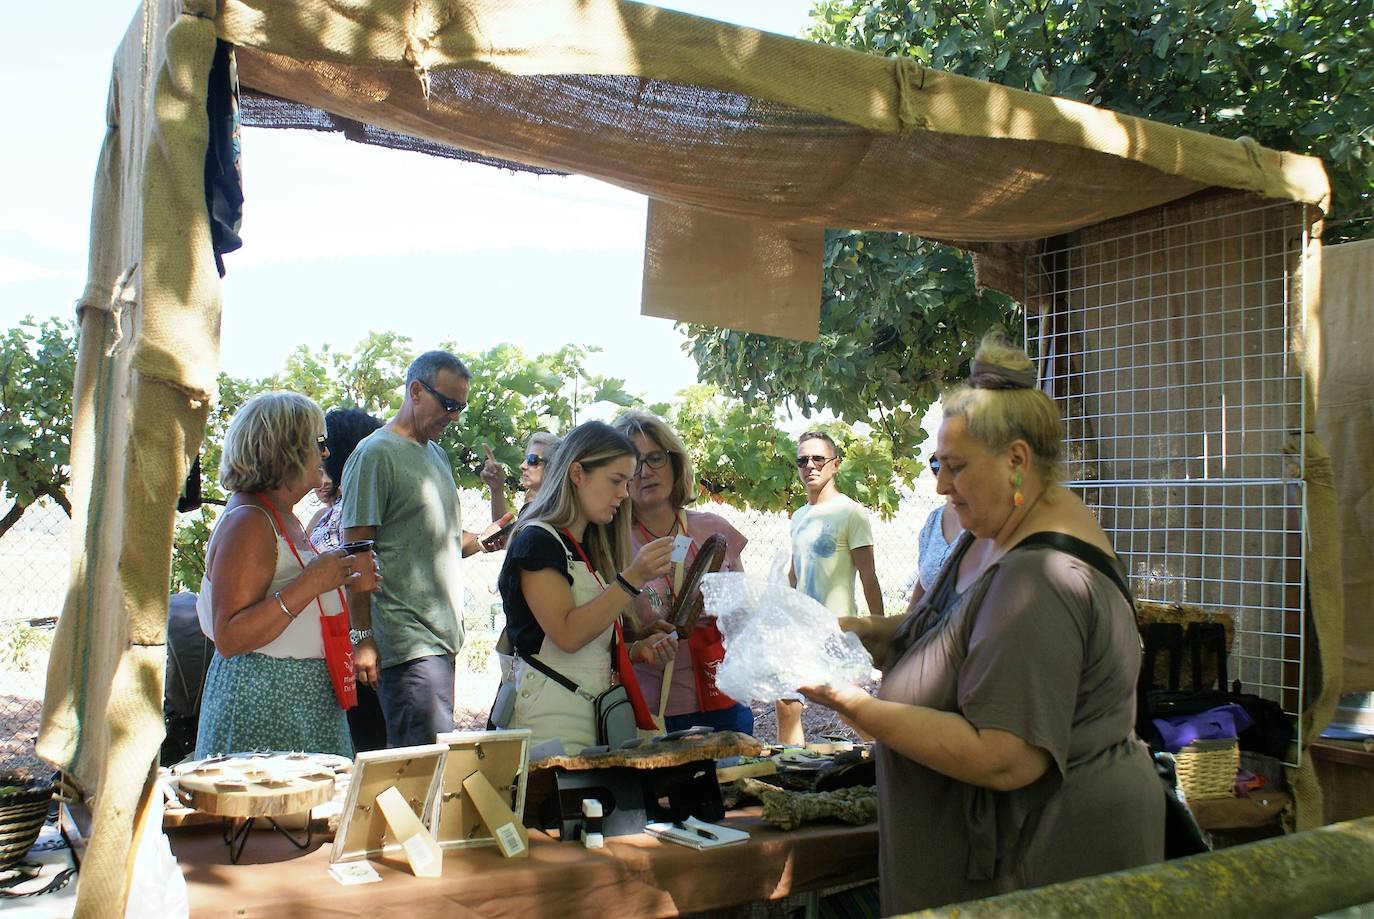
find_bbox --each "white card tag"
[671,535,693,564]
[402,834,439,875]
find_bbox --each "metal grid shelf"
[1025,197,1309,765]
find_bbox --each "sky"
[1,1,819,408]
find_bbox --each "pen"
[674,821,718,841]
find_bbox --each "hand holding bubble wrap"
[702,558,872,703]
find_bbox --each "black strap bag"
[1014,531,1211,858]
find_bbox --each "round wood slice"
[668,533,728,635]
[177,761,335,818]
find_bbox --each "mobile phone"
[481,514,516,548]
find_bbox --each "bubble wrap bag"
[702,557,873,702]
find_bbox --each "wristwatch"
[349,628,373,645]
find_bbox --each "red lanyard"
[559,528,606,588]
[257,494,347,618]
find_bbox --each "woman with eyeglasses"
[194,392,371,758]
[497,421,679,752]
[611,410,753,735]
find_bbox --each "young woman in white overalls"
[496,421,679,752]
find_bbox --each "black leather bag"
[520,649,639,748]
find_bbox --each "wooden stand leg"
[375,785,443,877]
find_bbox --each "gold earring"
[1013,473,1024,507]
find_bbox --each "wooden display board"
[331,744,447,863]
[428,729,531,853]
[173,752,345,818]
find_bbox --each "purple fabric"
[1152,703,1254,753]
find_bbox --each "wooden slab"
[177,770,333,818]
[173,752,345,818]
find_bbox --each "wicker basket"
[0,778,55,868]
[1175,739,1239,800]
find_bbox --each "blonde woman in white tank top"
[194,392,371,759]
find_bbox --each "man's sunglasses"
[418,378,467,414]
[636,450,671,475]
[524,453,543,467]
[796,454,836,469]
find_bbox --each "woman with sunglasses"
[485,432,563,684]
[194,392,369,758]
[611,410,753,735]
[497,421,679,752]
[481,432,562,522]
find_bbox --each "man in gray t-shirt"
[341,350,493,747]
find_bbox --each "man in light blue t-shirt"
[341,350,495,747]
[780,431,884,745]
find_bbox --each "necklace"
[635,513,678,541]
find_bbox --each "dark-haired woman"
[308,406,387,752]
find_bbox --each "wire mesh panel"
[1025,194,1309,763]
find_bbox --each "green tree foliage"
[0,317,76,538]
[684,0,1373,469]
[170,336,650,590]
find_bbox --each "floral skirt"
[194,652,353,759]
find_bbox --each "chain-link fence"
[0,497,67,778]
[0,482,941,773]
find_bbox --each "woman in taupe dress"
[802,333,1163,913]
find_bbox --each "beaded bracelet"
[274,590,298,620]
[615,573,641,597]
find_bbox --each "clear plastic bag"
[703,555,872,703]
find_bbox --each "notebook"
[644,816,750,850]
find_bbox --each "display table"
[171,807,878,919]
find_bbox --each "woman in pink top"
[612,410,752,735]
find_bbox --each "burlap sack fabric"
[40,1,1339,914]
[1315,240,1374,695]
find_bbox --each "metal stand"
[221,815,313,864]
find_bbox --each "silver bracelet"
[274,590,298,620]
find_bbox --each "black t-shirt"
[498,525,575,658]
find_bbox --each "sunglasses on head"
[316,434,329,454]
[636,450,671,475]
[796,454,835,469]
[418,378,466,414]
[524,453,543,467]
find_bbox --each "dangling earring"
[1012,473,1024,507]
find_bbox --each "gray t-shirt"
[877,536,1162,913]
[340,429,464,669]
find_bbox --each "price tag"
[494,822,528,857]
[403,834,439,875]
[671,534,693,564]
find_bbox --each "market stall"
[37,1,1343,915]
